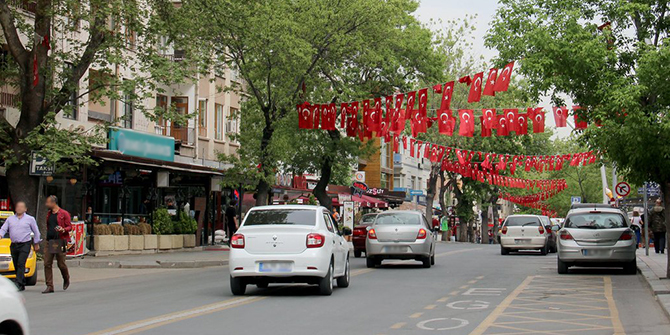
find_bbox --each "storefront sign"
[109,127,175,162]
[66,221,85,257]
[29,151,55,176]
[354,171,366,183]
[343,201,354,229]
[351,181,368,196]
[366,188,386,196]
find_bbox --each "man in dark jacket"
[649,199,666,254]
[43,195,72,294]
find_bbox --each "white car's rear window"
[504,217,540,227]
[244,209,316,226]
[564,213,627,229]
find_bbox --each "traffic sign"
[570,196,581,204]
[615,182,631,197]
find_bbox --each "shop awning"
[352,194,388,208]
[92,149,225,176]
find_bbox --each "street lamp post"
[644,182,649,256]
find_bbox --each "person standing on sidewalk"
[225,199,238,245]
[631,211,643,248]
[649,199,666,254]
[43,195,71,294]
[0,201,41,291]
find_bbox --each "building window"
[215,103,224,140]
[418,177,423,191]
[121,84,134,129]
[381,172,389,189]
[394,176,401,188]
[411,176,416,190]
[380,140,389,169]
[198,99,207,137]
[226,107,238,137]
[125,27,136,50]
[62,62,78,120]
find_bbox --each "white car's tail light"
[538,225,545,234]
[559,230,573,240]
[501,226,508,234]
[306,233,325,248]
[231,234,245,248]
[368,228,377,240]
[416,228,427,239]
[619,231,634,241]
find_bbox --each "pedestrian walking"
[0,201,41,291]
[332,208,341,224]
[43,195,71,294]
[630,211,643,248]
[649,199,666,254]
[225,199,238,245]
[488,230,494,244]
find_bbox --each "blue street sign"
[571,196,581,204]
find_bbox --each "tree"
[486,0,670,276]
[182,0,445,207]
[0,0,188,226]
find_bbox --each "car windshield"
[564,213,627,229]
[375,213,421,225]
[243,209,316,226]
[504,217,540,227]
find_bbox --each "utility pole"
[600,165,609,204]
[643,182,649,256]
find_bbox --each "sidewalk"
[637,248,670,318]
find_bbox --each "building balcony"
[158,50,185,62]
[0,92,19,109]
[154,124,195,146]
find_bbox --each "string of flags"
[500,188,567,217]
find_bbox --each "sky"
[414,0,574,139]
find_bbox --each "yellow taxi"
[0,211,38,286]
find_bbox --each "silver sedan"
[365,211,436,268]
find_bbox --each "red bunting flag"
[435,81,454,111]
[405,91,416,121]
[494,61,514,92]
[528,107,545,133]
[482,108,496,129]
[297,102,313,129]
[430,144,438,162]
[480,116,491,137]
[393,133,399,153]
[438,109,456,136]
[573,106,587,129]
[346,102,359,137]
[504,109,518,132]
[516,113,528,135]
[468,72,484,103]
[410,88,428,136]
[458,110,475,137]
[339,103,348,129]
[409,138,415,157]
[483,68,498,96]
[393,94,405,133]
[552,106,568,127]
[458,75,472,85]
[496,114,510,136]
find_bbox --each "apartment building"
[0,1,244,244]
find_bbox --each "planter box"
[114,235,129,251]
[144,235,158,250]
[183,234,196,248]
[129,235,144,250]
[158,235,172,250]
[172,235,184,249]
[94,235,115,251]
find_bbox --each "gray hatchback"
[365,211,436,268]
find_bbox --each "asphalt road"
[22,243,670,335]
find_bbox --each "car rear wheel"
[623,259,637,275]
[354,250,362,258]
[430,254,435,265]
[318,262,334,295]
[557,258,569,274]
[25,269,37,286]
[501,246,509,255]
[336,259,350,288]
[366,256,377,268]
[230,276,246,295]
[422,256,431,268]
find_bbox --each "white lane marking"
[446,300,490,310]
[462,288,507,296]
[417,318,469,331]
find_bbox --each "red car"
[353,213,378,258]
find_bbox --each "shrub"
[93,224,111,235]
[123,224,141,235]
[175,211,197,234]
[108,224,124,235]
[138,222,152,235]
[152,208,173,235]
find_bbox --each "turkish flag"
[481,154,492,170]
[430,144,439,162]
[480,116,492,137]
[313,104,320,129]
[456,150,466,165]
[371,98,382,133]
[468,72,484,103]
[435,81,454,110]
[553,106,568,127]
[516,113,528,135]
[494,61,514,92]
[504,109,518,132]
[528,107,545,133]
[573,106,587,129]
[324,103,337,130]
[298,102,313,129]
[411,88,428,136]
[437,146,446,162]
[482,108,496,129]
[405,91,416,121]
[496,115,509,136]
[458,75,472,85]
[340,103,349,129]
[424,141,431,158]
[394,94,405,132]
[483,68,498,96]
[409,138,415,157]
[346,102,359,137]
[458,110,475,137]
[402,136,407,150]
[393,133,400,153]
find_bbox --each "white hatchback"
[0,276,29,335]
[228,205,351,295]
[499,214,550,255]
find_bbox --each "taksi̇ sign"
[29,151,55,176]
[109,127,175,162]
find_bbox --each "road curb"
[637,256,670,319]
[35,259,227,270]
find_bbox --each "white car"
[228,205,351,296]
[499,214,550,255]
[0,276,29,335]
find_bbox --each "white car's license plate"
[582,249,606,256]
[384,246,408,253]
[0,262,10,270]
[258,262,292,273]
[514,239,530,245]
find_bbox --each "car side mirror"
[342,227,352,236]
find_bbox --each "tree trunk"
[491,194,500,244]
[6,164,41,231]
[312,131,339,212]
[424,163,441,221]
[481,206,489,244]
[458,217,467,242]
[664,181,670,278]
[255,114,275,206]
[438,170,448,215]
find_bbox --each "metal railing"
[0,92,19,108]
[155,124,195,145]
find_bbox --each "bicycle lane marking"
[468,275,534,335]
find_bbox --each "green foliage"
[152,208,174,235]
[485,0,670,193]
[175,211,197,234]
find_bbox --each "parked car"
[0,211,38,286]
[0,276,30,335]
[499,215,550,255]
[365,210,436,268]
[352,213,377,258]
[557,204,636,274]
[228,205,351,296]
[540,216,558,253]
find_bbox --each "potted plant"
[153,208,174,250]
